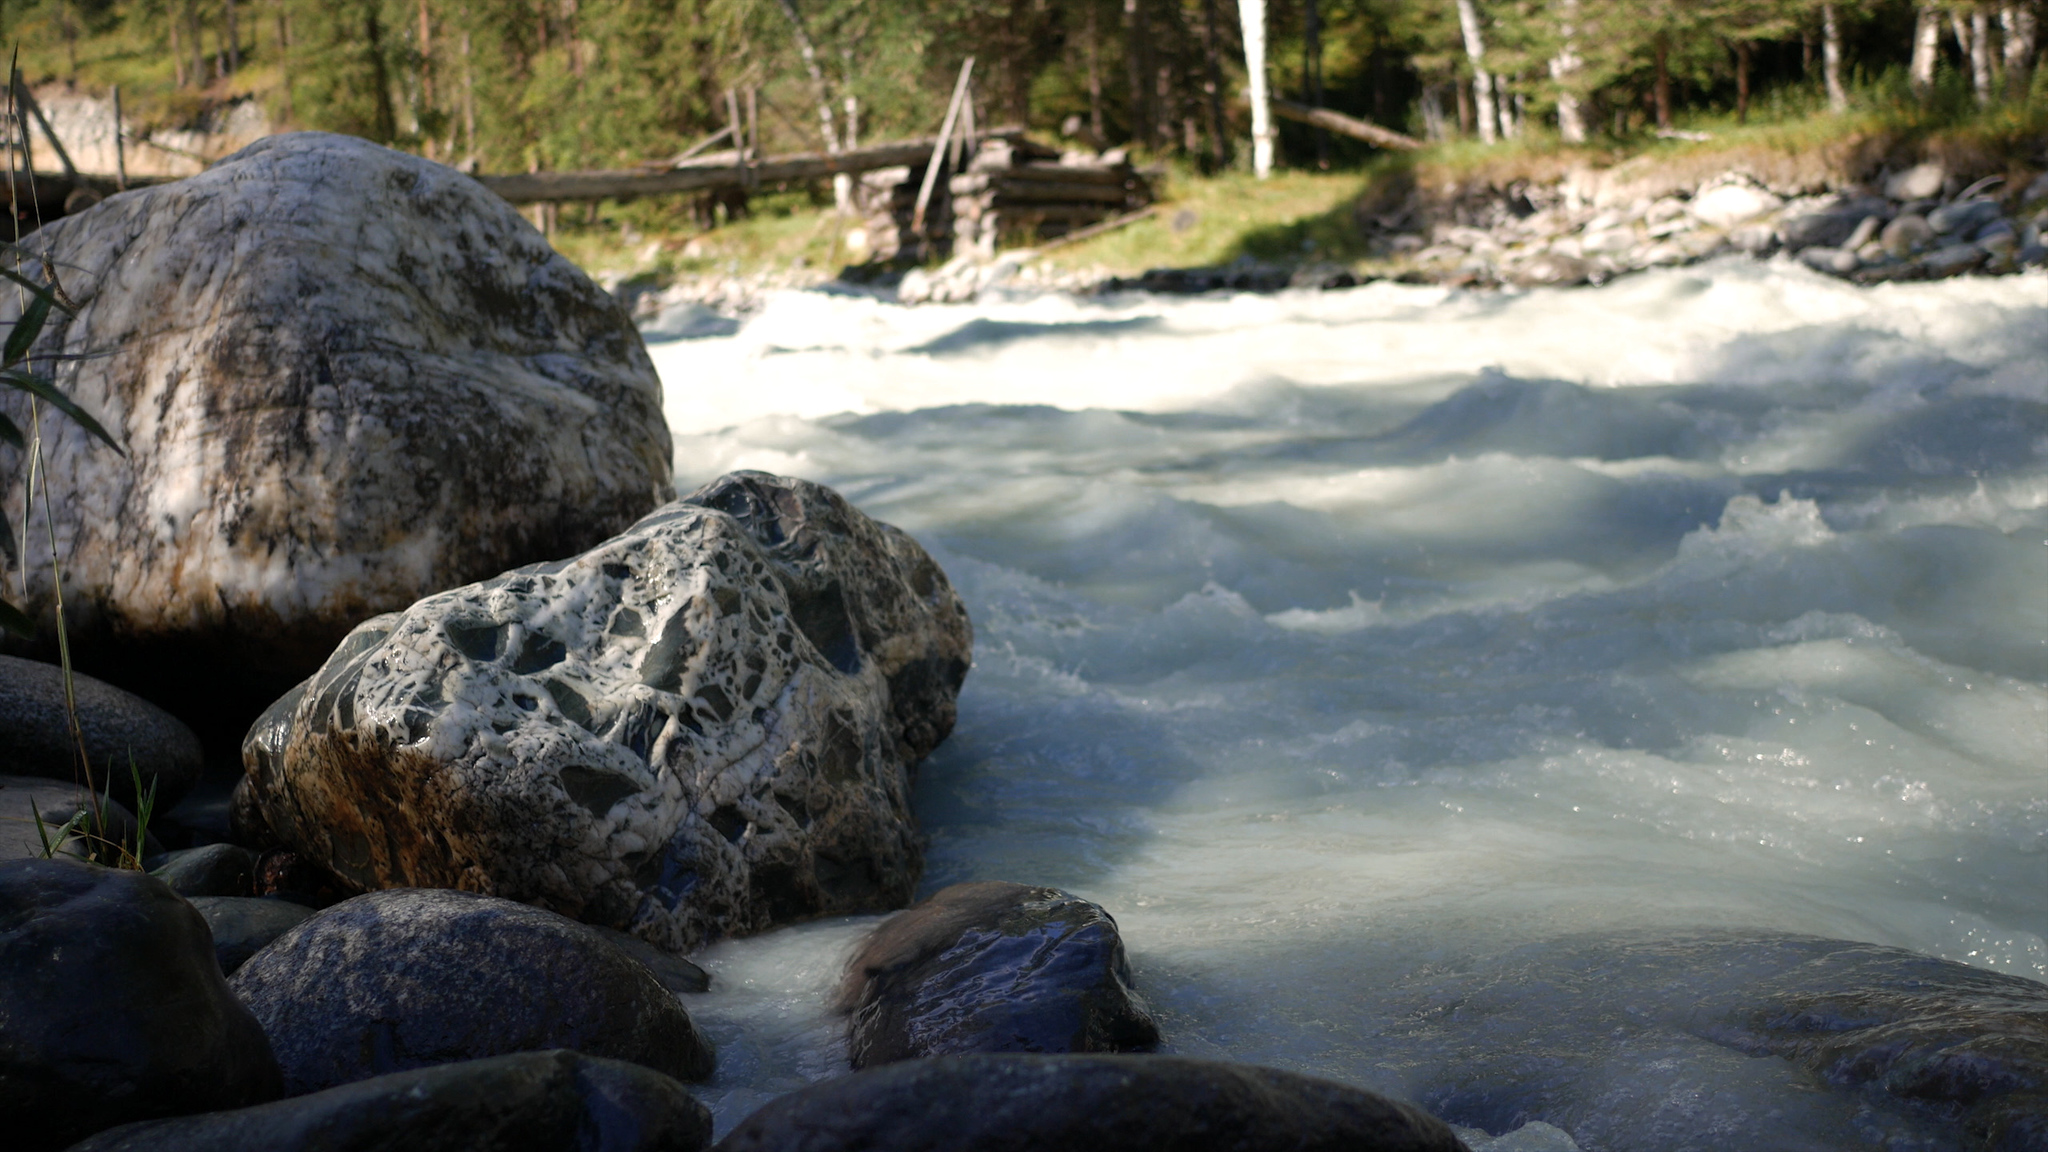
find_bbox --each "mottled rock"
[1687,183,1781,230]
[0,859,281,1152]
[147,843,254,898]
[185,896,314,974]
[1881,213,1936,258]
[66,1050,714,1152]
[0,133,673,740]
[241,471,972,951]
[839,882,1159,1067]
[713,1054,1470,1152]
[228,888,716,1094]
[1885,162,1947,201]
[0,655,203,810]
[0,775,155,863]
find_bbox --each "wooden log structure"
[1269,99,1424,151]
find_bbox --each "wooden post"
[12,74,81,184]
[112,85,126,190]
[912,57,974,238]
[746,88,759,185]
[726,90,747,186]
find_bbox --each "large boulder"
[241,471,972,950]
[713,1054,1470,1152]
[0,858,281,1152]
[0,775,158,863]
[227,888,716,1094]
[66,1050,714,1152]
[0,132,673,744]
[185,896,315,975]
[0,655,204,809]
[839,881,1159,1067]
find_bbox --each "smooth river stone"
[0,858,281,1152]
[839,881,1160,1067]
[241,471,971,951]
[228,888,715,1094]
[0,655,203,810]
[0,132,672,742]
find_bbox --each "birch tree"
[1820,2,1847,111]
[1454,0,1498,143]
[1239,0,1272,177]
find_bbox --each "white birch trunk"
[2004,4,2038,95]
[1549,0,1586,143]
[1821,3,1849,111]
[1911,6,1941,92]
[1971,9,1994,103]
[1240,0,1274,177]
[1455,0,1498,143]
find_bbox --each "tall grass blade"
[3,290,48,364]
[0,369,123,453]
[0,264,67,312]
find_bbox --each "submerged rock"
[713,1053,1469,1152]
[0,859,281,1152]
[839,881,1159,1067]
[228,888,715,1094]
[67,1050,714,1152]
[0,655,203,810]
[0,132,673,741]
[241,471,972,951]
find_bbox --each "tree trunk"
[1304,0,1325,165]
[171,13,187,89]
[1455,0,1497,143]
[1200,0,1228,167]
[366,6,398,144]
[223,0,240,73]
[1420,82,1448,142]
[417,0,434,157]
[774,0,841,155]
[1239,0,1272,177]
[2005,4,2039,96]
[273,0,292,122]
[1549,0,1586,143]
[1821,3,1848,111]
[1125,0,1152,147]
[1910,6,1941,92]
[1653,33,1672,129]
[1085,0,1107,144]
[1734,39,1752,124]
[1972,9,1994,102]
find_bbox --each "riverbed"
[643,257,2047,1149]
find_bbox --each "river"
[642,257,2048,1149]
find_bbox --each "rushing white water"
[645,257,2048,1149]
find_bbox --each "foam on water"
[650,258,2048,1147]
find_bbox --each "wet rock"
[0,133,673,743]
[1798,247,1860,276]
[0,655,203,810]
[241,471,972,951]
[0,858,281,1152]
[147,843,254,898]
[838,881,1159,1067]
[1687,183,1781,230]
[186,896,315,974]
[1919,243,1988,279]
[1885,162,1947,201]
[66,1050,714,1152]
[2019,244,2048,268]
[593,924,712,994]
[0,775,156,863]
[228,888,716,1094]
[1928,199,2003,238]
[1842,215,1885,252]
[1881,213,1935,258]
[1509,253,1594,288]
[1779,196,1892,251]
[712,1053,1469,1152]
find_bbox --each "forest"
[1,0,2040,180]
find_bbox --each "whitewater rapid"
[645,257,2047,1148]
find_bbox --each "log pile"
[852,137,1153,263]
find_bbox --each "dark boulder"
[147,843,255,898]
[839,881,1159,1067]
[0,656,204,810]
[64,1049,713,1152]
[0,858,281,1152]
[228,888,715,1094]
[0,776,157,863]
[712,1053,1470,1152]
[1779,195,1893,252]
[185,896,315,974]
[593,924,712,994]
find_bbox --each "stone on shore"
[0,132,673,742]
[0,775,156,863]
[839,881,1159,1067]
[227,888,716,1094]
[0,655,203,810]
[0,858,281,1152]
[65,1050,714,1152]
[1687,183,1781,230]
[241,471,972,952]
[712,1054,1470,1152]
[147,843,255,898]
[185,896,315,974]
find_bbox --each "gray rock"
[1927,198,2003,237]
[839,882,1160,1068]
[1726,224,1777,255]
[713,1054,1470,1152]
[1880,213,1935,257]
[147,843,254,898]
[0,655,203,810]
[2025,172,2048,205]
[1686,183,1781,230]
[1508,254,1593,288]
[1841,214,1884,251]
[1919,243,1988,279]
[0,133,673,739]
[1797,247,1860,276]
[230,888,714,1095]
[65,1050,713,1152]
[185,896,314,974]
[2019,244,2048,268]
[1778,196,1891,251]
[593,924,712,994]
[241,471,973,952]
[0,775,157,864]
[0,858,281,1152]
[1884,162,1947,201]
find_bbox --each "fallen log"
[1269,99,1423,151]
